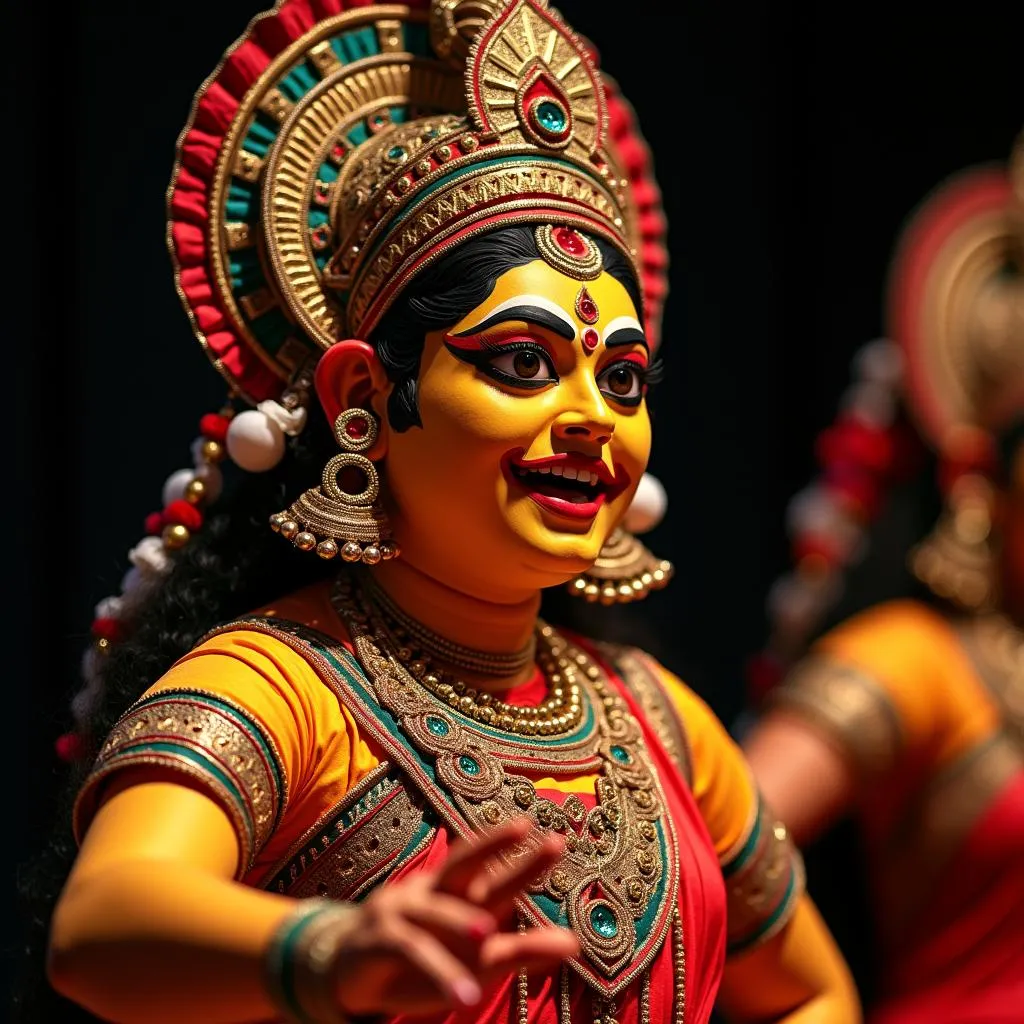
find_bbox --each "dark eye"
[598,362,644,404]
[487,346,557,387]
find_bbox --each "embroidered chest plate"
[229,599,681,999]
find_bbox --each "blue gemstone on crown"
[535,100,567,134]
[458,754,481,775]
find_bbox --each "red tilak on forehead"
[575,286,599,325]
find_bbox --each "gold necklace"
[337,575,583,735]
[361,573,536,677]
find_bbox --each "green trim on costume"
[722,800,762,878]
[726,868,799,956]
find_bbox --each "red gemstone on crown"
[582,328,599,352]
[552,226,587,257]
[345,417,369,439]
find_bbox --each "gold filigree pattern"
[770,655,905,776]
[264,762,434,900]
[722,796,804,956]
[331,574,680,996]
[600,644,693,788]
[74,688,286,872]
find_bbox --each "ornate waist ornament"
[168,0,668,405]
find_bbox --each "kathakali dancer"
[744,138,1024,1023]
[44,2,857,1022]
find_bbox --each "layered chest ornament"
[324,574,681,1000]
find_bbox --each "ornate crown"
[168,0,667,403]
[887,131,1024,453]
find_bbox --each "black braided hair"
[13,224,642,1022]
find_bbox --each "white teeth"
[550,465,564,477]
[588,471,599,485]
[539,466,551,474]
[562,467,578,480]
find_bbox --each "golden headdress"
[168,0,668,404]
[887,132,1024,456]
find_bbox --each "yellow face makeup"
[382,256,653,601]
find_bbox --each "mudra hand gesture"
[325,818,578,1017]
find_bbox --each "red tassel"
[145,511,165,536]
[55,732,87,763]
[164,500,204,531]
[91,618,123,643]
[199,413,231,443]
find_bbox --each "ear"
[315,340,392,459]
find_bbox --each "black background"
[6,0,1022,1015]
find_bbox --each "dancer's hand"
[333,817,579,1016]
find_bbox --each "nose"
[552,381,615,448]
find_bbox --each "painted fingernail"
[453,978,481,1006]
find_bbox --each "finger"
[480,926,581,977]
[437,817,535,896]
[469,831,566,914]
[390,920,484,1010]
[404,892,496,943]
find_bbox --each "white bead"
[80,647,104,684]
[226,409,286,472]
[72,682,104,725]
[119,566,158,617]
[129,536,172,577]
[623,473,668,535]
[841,381,896,429]
[786,486,841,536]
[854,338,903,388]
[190,436,207,467]
[162,468,195,507]
[94,595,124,621]
[258,399,307,437]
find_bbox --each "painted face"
[382,257,654,601]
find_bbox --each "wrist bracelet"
[265,898,361,1024]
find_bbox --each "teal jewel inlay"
[610,744,632,764]
[387,145,406,160]
[458,755,480,776]
[535,100,567,134]
[426,716,450,737]
[589,904,618,938]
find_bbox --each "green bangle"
[265,899,360,1024]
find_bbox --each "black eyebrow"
[450,304,576,341]
[605,326,649,351]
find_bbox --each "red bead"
[91,617,123,643]
[199,413,230,444]
[345,417,369,439]
[145,511,165,536]
[582,328,599,351]
[55,731,87,763]
[164,499,203,531]
[553,226,586,256]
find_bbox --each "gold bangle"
[265,899,362,1024]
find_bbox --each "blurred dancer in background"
[743,137,1024,1024]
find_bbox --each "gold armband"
[769,655,904,776]
[73,688,287,872]
[721,793,805,956]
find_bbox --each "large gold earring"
[270,409,398,565]
[909,474,997,611]
[567,528,673,605]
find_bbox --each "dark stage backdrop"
[6,0,1020,1014]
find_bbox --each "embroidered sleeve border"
[768,655,904,777]
[721,792,805,956]
[73,688,287,874]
